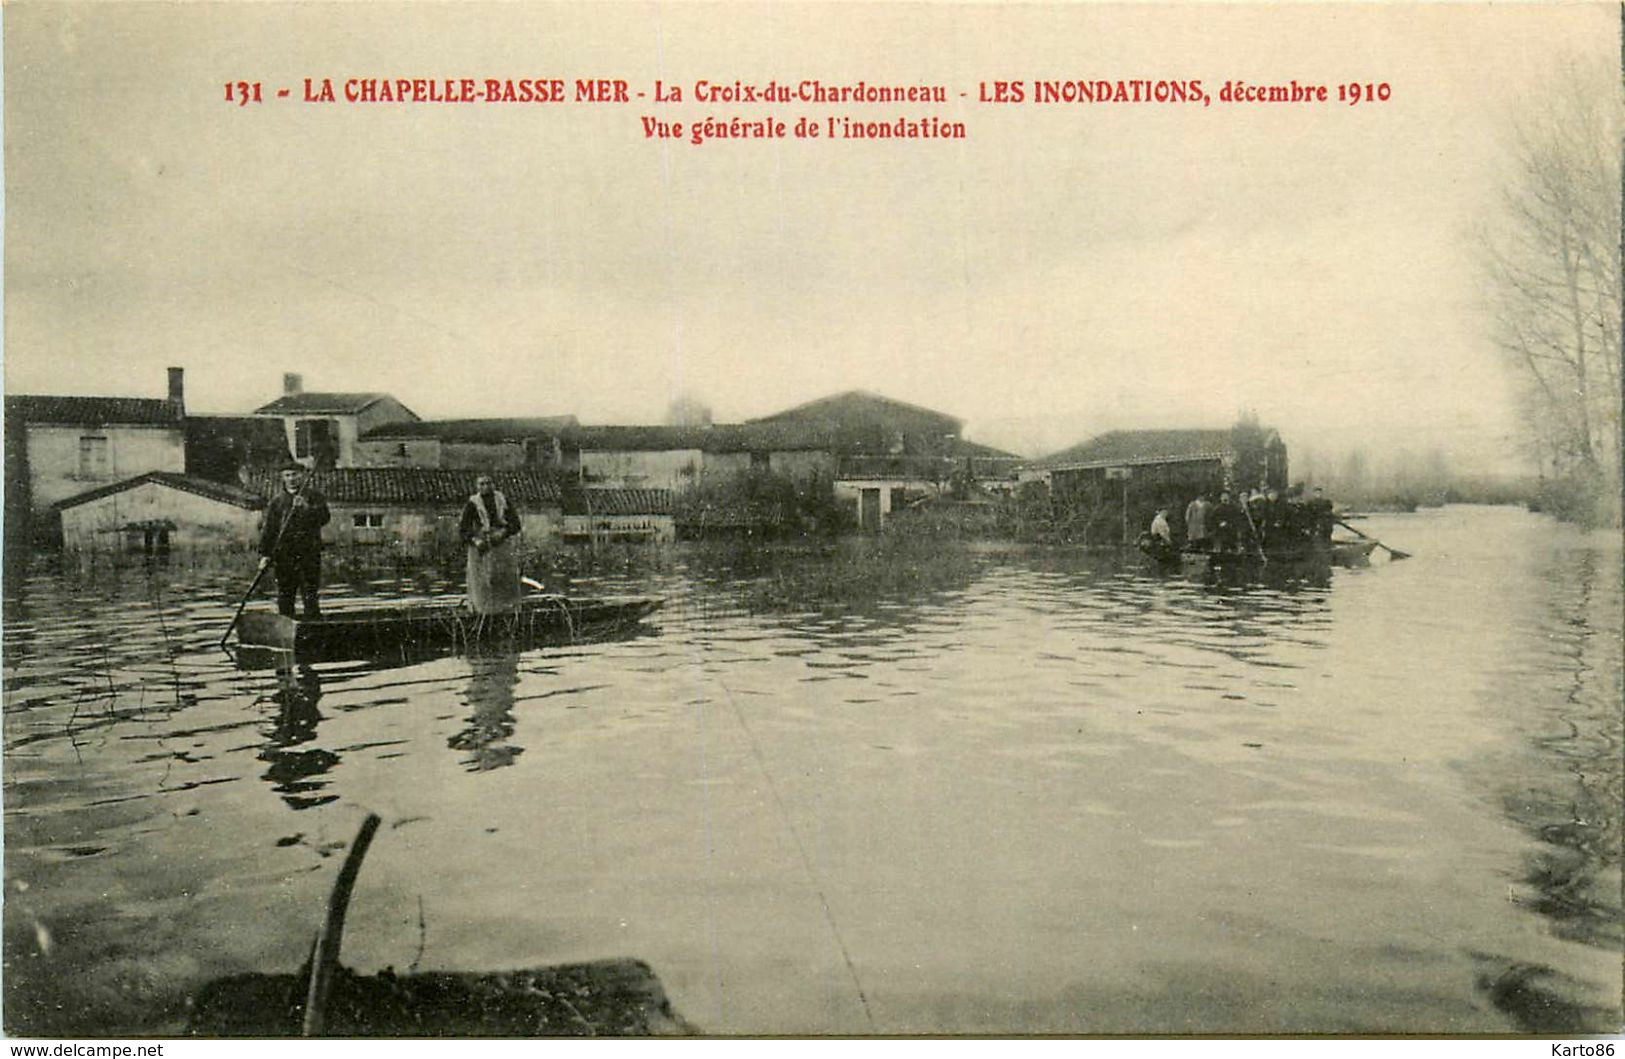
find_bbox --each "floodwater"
[3,506,1620,1035]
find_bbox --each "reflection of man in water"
[448,649,522,771]
[260,664,339,810]
[460,474,523,615]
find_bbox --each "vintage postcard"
[3,0,1620,1042]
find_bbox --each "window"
[351,511,387,545]
[294,419,339,469]
[78,436,109,478]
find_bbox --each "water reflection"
[1469,538,1623,1031]
[449,649,523,772]
[258,664,338,811]
[3,511,1621,1035]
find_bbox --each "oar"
[1336,519,1411,560]
[220,473,309,647]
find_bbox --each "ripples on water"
[2,507,1620,1035]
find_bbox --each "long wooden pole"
[218,565,272,649]
[303,812,382,1037]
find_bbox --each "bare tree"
[1483,58,1623,524]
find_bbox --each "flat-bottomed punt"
[234,595,663,656]
[1171,538,1379,576]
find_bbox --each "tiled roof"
[837,454,961,480]
[253,392,408,416]
[563,487,674,516]
[55,472,265,511]
[361,416,579,442]
[247,468,565,506]
[748,390,964,433]
[1035,429,1236,470]
[564,421,916,454]
[6,395,182,427]
[951,439,1023,462]
[723,422,840,452]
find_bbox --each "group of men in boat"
[1144,484,1338,560]
[257,463,523,619]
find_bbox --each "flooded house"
[559,486,677,543]
[56,471,264,553]
[247,468,567,556]
[5,367,189,543]
[252,374,420,470]
[555,424,829,491]
[1033,422,1288,544]
[568,425,726,490]
[354,416,579,470]
[744,391,1020,530]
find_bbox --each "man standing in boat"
[461,474,523,614]
[258,463,331,619]
[1307,486,1337,541]
[1183,493,1212,552]
[1211,490,1240,553]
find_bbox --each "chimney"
[166,367,185,416]
[283,373,303,396]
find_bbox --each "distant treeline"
[1293,447,1546,514]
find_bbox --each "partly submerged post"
[303,812,382,1036]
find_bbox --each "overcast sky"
[4,2,1617,467]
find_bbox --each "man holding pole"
[258,463,331,618]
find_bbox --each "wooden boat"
[1177,538,1378,573]
[233,595,662,656]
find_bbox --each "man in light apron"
[459,474,523,614]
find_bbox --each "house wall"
[442,440,529,469]
[700,451,752,481]
[272,399,416,469]
[353,437,559,471]
[25,424,185,515]
[356,397,419,437]
[833,477,945,529]
[580,449,703,490]
[324,502,563,554]
[353,438,444,468]
[691,449,836,485]
[60,482,259,551]
[767,450,837,481]
[268,415,357,469]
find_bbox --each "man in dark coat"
[1306,487,1337,541]
[1211,490,1240,553]
[258,464,331,618]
